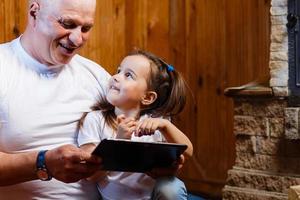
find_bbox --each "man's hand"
[45,144,102,183]
[146,154,185,179]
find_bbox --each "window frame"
[288,0,300,96]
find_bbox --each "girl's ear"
[141,91,157,106]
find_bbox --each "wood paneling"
[0,0,271,198]
[1,0,27,41]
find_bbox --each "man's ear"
[29,2,40,21]
[141,91,157,106]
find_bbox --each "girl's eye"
[116,69,121,73]
[125,72,133,78]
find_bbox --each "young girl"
[78,50,193,200]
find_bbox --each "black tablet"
[92,139,187,173]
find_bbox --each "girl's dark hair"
[80,50,187,130]
[130,50,187,118]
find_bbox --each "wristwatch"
[36,150,52,181]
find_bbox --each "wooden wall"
[0,0,271,198]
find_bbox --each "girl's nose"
[112,74,119,82]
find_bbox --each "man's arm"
[0,145,102,186]
[0,151,37,186]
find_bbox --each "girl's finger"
[122,117,136,125]
[117,114,126,124]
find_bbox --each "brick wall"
[223,97,300,199]
[222,0,298,199]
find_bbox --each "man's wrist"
[36,150,52,181]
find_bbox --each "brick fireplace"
[222,0,300,199]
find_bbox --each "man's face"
[31,0,96,66]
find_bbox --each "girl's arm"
[136,118,193,158]
[159,119,193,158]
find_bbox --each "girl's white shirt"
[78,111,165,200]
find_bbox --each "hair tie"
[167,65,174,72]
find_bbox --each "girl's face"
[107,55,151,111]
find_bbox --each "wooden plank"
[112,0,126,70]
[169,0,188,132]
[258,0,271,76]
[225,0,270,87]
[0,0,5,42]
[169,0,197,186]
[180,0,214,194]
[146,0,170,60]
[193,0,230,196]
[225,0,244,86]
[15,0,28,36]
[125,0,147,51]
[81,0,115,73]
[4,0,16,41]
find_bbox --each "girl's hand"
[135,118,168,137]
[116,114,137,139]
[146,155,185,179]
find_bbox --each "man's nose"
[69,28,83,47]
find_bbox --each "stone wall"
[223,97,300,199]
[269,0,288,96]
[222,0,298,199]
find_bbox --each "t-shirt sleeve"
[78,111,105,146]
[99,68,111,95]
[73,54,111,102]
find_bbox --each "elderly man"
[0,0,109,199]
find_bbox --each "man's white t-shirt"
[0,37,111,199]
[78,111,165,200]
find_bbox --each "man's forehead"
[29,0,96,10]
[33,0,96,20]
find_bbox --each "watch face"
[37,169,50,181]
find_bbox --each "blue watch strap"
[37,150,47,168]
[36,150,52,180]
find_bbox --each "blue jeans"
[151,177,187,200]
